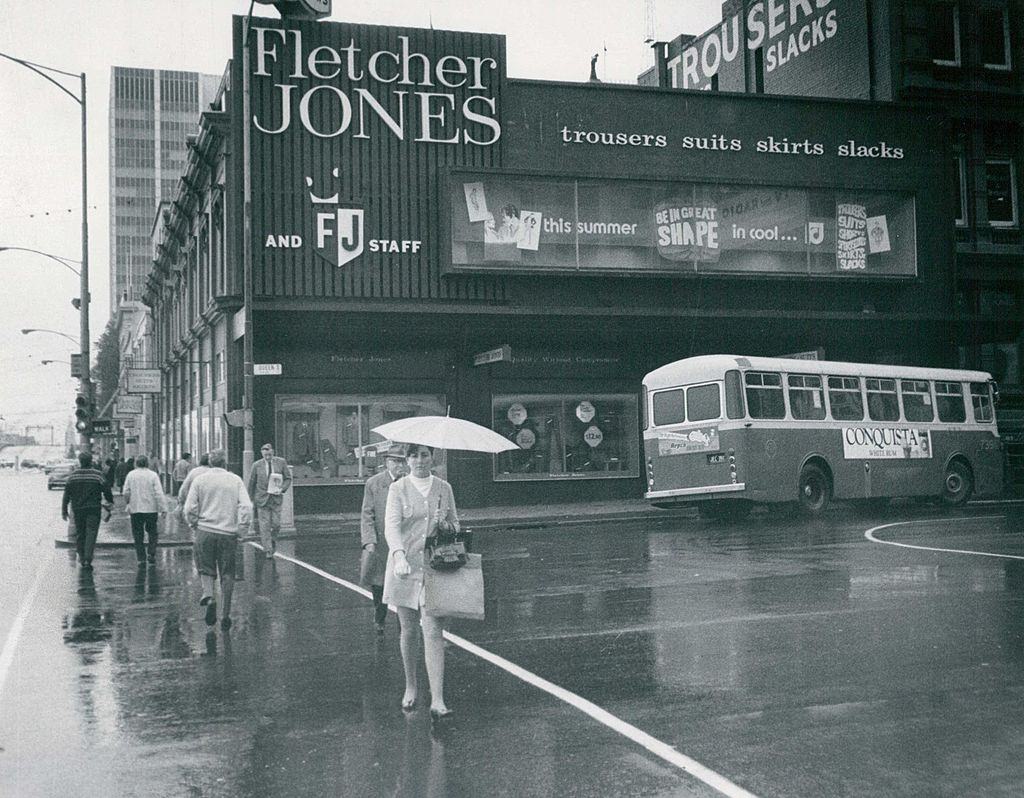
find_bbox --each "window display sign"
[492,394,638,481]
[450,173,916,278]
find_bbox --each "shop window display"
[276,395,445,483]
[492,394,638,481]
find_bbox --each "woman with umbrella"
[382,444,460,720]
[375,414,517,720]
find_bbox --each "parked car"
[43,459,77,474]
[47,465,75,490]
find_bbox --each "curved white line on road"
[0,549,55,704]
[864,515,1024,560]
[266,545,760,798]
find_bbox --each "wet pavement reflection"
[3,472,1024,797]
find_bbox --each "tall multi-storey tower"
[108,67,221,312]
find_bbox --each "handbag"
[425,520,472,571]
[423,553,484,620]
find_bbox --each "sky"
[0,0,722,438]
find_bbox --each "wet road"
[2,470,1023,797]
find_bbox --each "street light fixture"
[0,246,81,277]
[21,328,80,345]
[40,359,73,366]
[1,50,92,451]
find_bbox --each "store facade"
[149,15,953,513]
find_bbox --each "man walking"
[62,452,114,569]
[177,452,211,509]
[122,455,168,566]
[359,444,406,634]
[247,443,291,559]
[172,452,194,496]
[183,450,252,629]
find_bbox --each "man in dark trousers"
[359,444,406,634]
[62,451,114,569]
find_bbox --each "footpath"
[58,485,1024,550]
[57,494,696,549]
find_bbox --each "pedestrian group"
[63,438,465,720]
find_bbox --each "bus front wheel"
[798,464,831,515]
[941,460,973,507]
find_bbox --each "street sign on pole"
[473,345,511,366]
[254,363,282,375]
[70,352,82,378]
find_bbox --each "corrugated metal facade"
[236,17,508,303]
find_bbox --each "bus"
[642,355,1003,517]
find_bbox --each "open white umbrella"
[371,416,519,453]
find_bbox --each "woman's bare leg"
[421,614,447,712]
[396,606,420,706]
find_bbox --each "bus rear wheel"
[798,464,831,515]
[940,460,973,507]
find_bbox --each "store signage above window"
[557,128,904,160]
[669,0,841,90]
[127,368,162,394]
[449,172,917,278]
[115,395,144,416]
[249,26,501,145]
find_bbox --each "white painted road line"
[268,546,760,798]
[0,549,54,704]
[865,515,1024,560]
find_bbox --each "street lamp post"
[0,247,81,277]
[1,51,91,452]
[21,328,80,346]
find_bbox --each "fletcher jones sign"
[244,19,504,274]
[449,172,916,277]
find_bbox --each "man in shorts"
[183,450,252,630]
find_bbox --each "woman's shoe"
[429,708,454,722]
[401,696,417,711]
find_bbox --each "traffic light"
[75,394,93,435]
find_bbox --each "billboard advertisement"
[449,173,916,277]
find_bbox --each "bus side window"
[652,388,685,426]
[745,371,785,418]
[900,380,934,422]
[970,382,994,422]
[866,378,899,421]
[935,381,967,423]
[787,374,825,420]
[725,370,745,419]
[827,376,864,421]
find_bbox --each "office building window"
[955,155,967,226]
[930,4,961,65]
[986,159,1018,227]
[980,8,1011,70]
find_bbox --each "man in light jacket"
[246,442,291,559]
[184,450,252,629]
[359,444,407,634]
[122,454,169,566]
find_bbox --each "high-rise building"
[108,67,221,311]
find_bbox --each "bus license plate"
[706,453,726,464]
